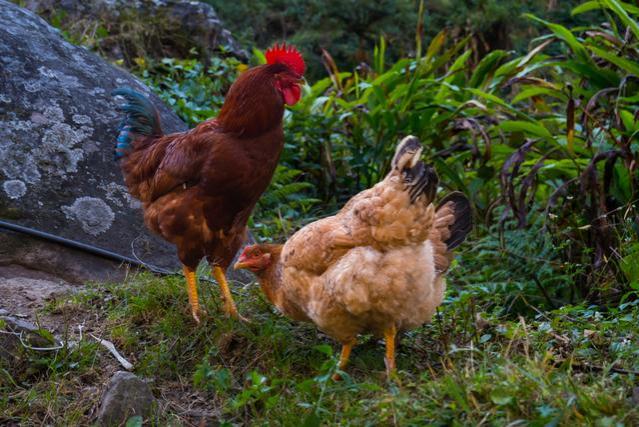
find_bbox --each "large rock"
[19,0,247,64]
[97,371,155,426]
[0,0,186,277]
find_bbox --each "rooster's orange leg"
[332,340,356,381]
[213,266,248,322]
[183,266,203,324]
[384,324,397,377]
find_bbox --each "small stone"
[0,316,58,361]
[97,371,155,426]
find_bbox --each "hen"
[234,136,472,376]
[112,44,306,323]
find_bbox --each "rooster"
[112,44,306,323]
[234,136,472,377]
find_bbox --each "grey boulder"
[0,0,186,278]
[19,0,247,64]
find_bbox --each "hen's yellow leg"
[212,266,247,321]
[384,324,397,377]
[332,340,356,381]
[183,266,203,324]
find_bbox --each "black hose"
[0,219,175,275]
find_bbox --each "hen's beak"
[233,254,250,270]
[233,260,249,270]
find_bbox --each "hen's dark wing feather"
[436,191,472,250]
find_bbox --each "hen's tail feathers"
[112,88,163,160]
[392,136,438,203]
[431,191,472,274]
[437,191,472,250]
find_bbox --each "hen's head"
[265,43,306,106]
[234,244,280,273]
[392,136,439,203]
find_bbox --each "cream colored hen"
[234,136,472,377]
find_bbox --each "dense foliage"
[206,0,591,77]
[284,1,639,305]
[139,1,639,308]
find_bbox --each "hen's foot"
[332,340,356,381]
[384,324,397,378]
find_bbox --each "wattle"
[282,84,301,106]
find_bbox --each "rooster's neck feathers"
[217,65,287,136]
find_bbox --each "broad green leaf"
[620,109,638,132]
[602,0,639,40]
[421,35,471,77]
[572,1,605,15]
[467,88,532,120]
[513,87,568,103]
[125,416,143,427]
[434,158,468,193]
[490,389,514,406]
[525,14,591,64]
[499,120,553,140]
[561,60,621,89]
[469,50,508,88]
[574,0,639,15]
[620,244,639,284]
[587,45,639,75]
[425,30,447,62]
[252,47,266,65]
[313,344,333,356]
[448,50,472,76]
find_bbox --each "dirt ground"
[0,264,80,332]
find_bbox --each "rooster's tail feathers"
[112,88,162,160]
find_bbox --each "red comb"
[265,43,306,76]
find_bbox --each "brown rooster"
[234,136,472,377]
[112,44,306,323]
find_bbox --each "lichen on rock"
[3,180,27,199]
[62,197,115,236]
[0,0,185,274]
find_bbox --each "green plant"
[138,55,242,127]
[278,2,639,302]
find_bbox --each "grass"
[1,264,638,425]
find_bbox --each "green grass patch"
[2,270,637,425]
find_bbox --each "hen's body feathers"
[241,136,472,342]
[236,136,472,374]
